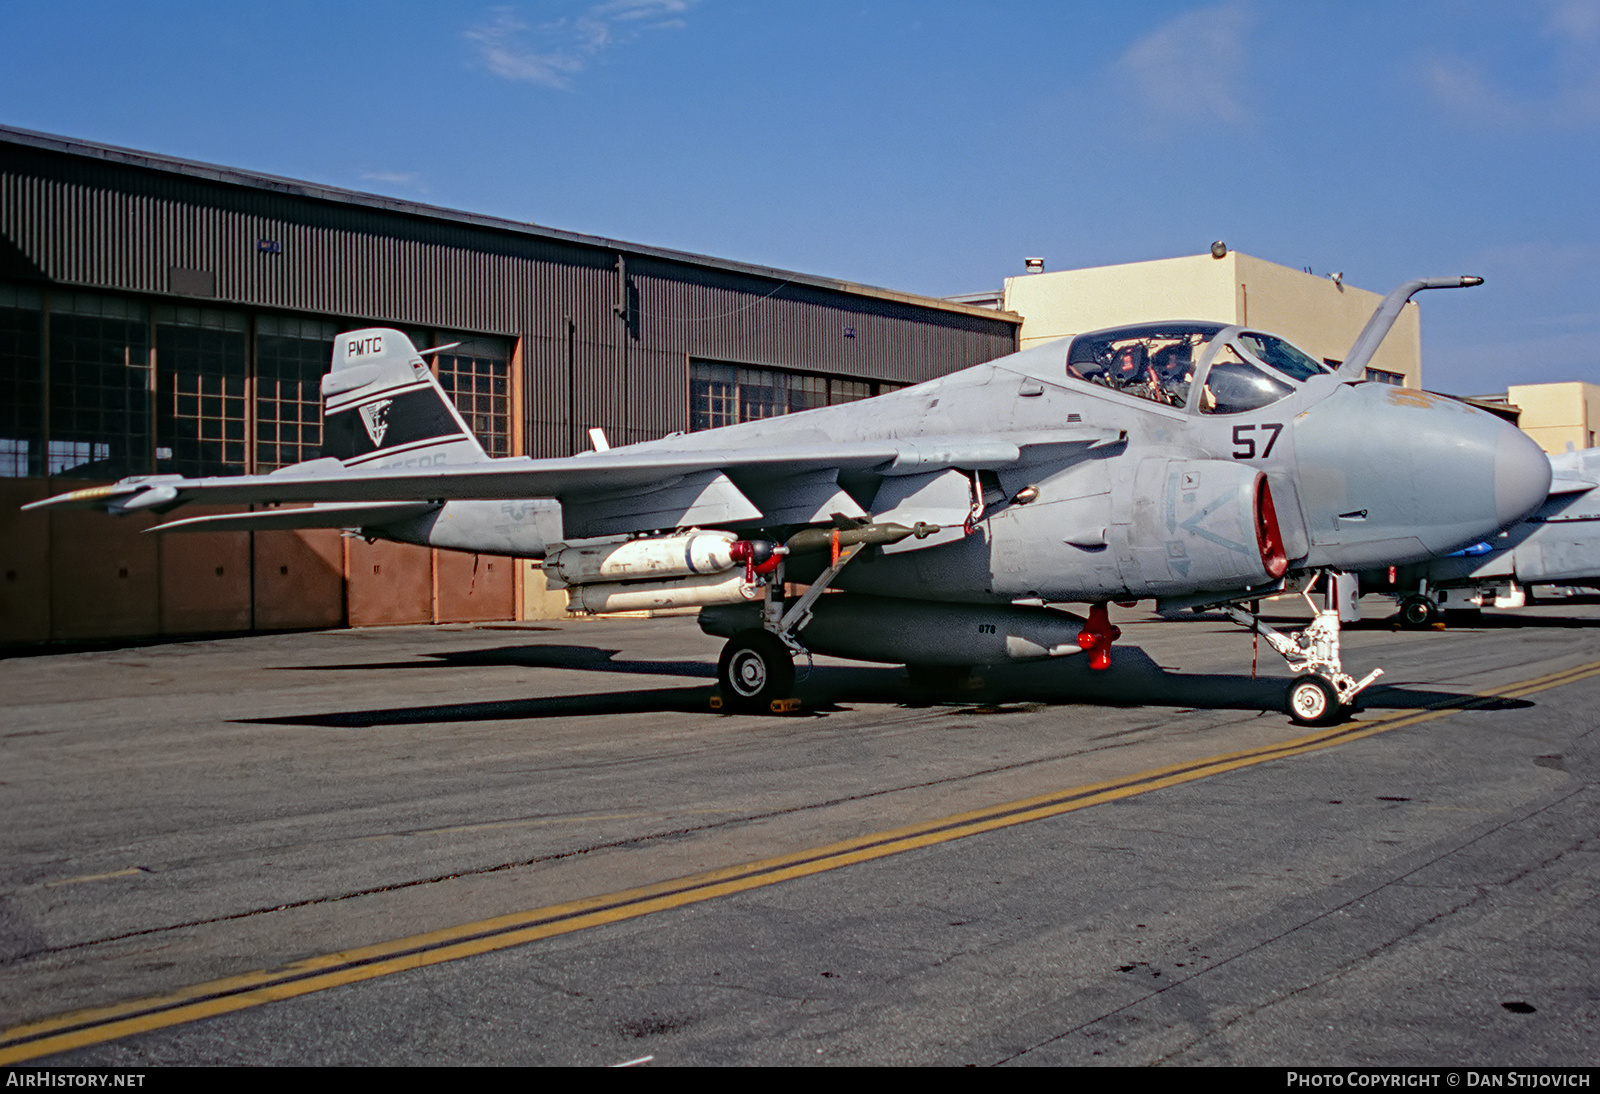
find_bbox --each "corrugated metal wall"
[1,137,1017,460]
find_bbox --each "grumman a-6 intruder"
[29,277,1552,725]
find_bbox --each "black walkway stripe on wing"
[6,658,1599,1064]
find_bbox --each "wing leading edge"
[27,430,1119,543]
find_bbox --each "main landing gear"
[717,630,795,708]
[1219,575,1382,726]
[714,531,870,711]
[1398,594,1438,629]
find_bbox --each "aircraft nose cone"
[1292,383,1552,567]
[1493,423,1553,529]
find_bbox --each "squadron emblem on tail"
[359,399,393,448]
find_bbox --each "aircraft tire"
[1286,674,1340,726]
[1398,595,1438,628]
[718,630,795,710]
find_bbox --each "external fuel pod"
[567,570,764,614]
[701,594,1089,666]
[545,530,741,589]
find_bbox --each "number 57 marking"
[1232,423,1282,459]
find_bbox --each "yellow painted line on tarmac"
[5,657,1598,1063]
[42,868,148,889]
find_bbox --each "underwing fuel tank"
[545,529,740,589]
[568,570,762,614]
[701,595,1089,666]
[1292,384,1552,569]
[550,530,765,613]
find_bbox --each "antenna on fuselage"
[1337,276,1483,380]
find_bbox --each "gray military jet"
[1366,444,1600,626]
[28,276,1551,725]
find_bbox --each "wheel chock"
[708,694,804,714]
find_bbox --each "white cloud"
[466,2,695,91]
[361,171,426,187]
[1545,0,1600,46]
[1421,57,1524,126]
[1118,1,1256,127]
[1424,0,1600,128]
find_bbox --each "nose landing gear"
[1220,575,1382,726]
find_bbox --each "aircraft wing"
[1546,464,1598,497]
[1546,446,1600,496]
[1547,476,1598,497]
[25,429,1119,540]
[140,502,442,534]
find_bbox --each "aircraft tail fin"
[320,329,490,468]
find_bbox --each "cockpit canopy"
[1065,322,1332,414]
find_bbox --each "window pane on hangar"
[736,366,783,422]
[154,306,248,477]
[689,362,737,431]
[432,334,511,459]
[0,284,43,477]
[786,372,827,413]
[256,315,337,471]
[47,292,151,479]
[828,377,871,405]
[689,361,903,431]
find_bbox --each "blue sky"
[2,0,1597,395]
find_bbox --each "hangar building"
[0,126,1018,644]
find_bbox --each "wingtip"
[20,484,130,511]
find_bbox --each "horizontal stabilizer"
[147,502,439,534]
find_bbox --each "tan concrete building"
[999,251,1422,388]
[1503,381,1600,454]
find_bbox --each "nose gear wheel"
[1286,674,1339,726]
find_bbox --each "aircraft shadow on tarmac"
[1404,613,1600,630]
[276,644,717,678]
[1186,609,1600,632]
[241,642,1531,729]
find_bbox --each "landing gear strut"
[715,531,870,710]
[1220,575,1381,726]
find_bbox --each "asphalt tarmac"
[1,598,1597,1066]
